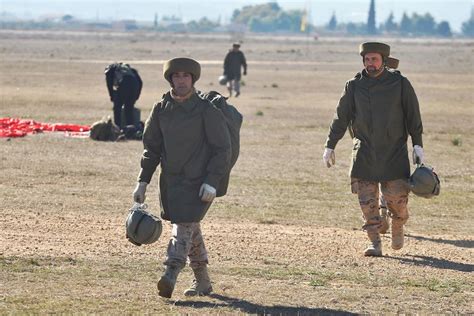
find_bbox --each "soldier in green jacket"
[132,58,232,297]
[223,42,247,97]
[323,42,425,257]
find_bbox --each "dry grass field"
[0,29,473,314]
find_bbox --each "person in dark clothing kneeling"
[105,62,143,130]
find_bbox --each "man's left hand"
[323,148,336,168]
[199,183,216,202]
[243,70,247,76]
[413,145,424,165]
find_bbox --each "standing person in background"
[133,57,232,298]
[223,43,247,97]
[322,42,424,257]
[105,62,143,129]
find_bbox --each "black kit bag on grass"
[197,90,243,197]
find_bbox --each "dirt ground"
[0,30,473,314]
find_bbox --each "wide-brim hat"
[232,42,241,47]
[359,42,390,58]
[386,56,399,69]
[163,57,201,83]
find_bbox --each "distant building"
[112,19,137,31]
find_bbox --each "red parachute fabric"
[0,117,91,138]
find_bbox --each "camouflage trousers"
[353,179,410,233]
[226,79,240,94]
[164,222,208,269]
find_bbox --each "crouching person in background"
[104,62,142,129]
[133,58,231,298]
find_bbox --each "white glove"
[322,148,336,168]
[133,182,148,203]
[413,145,424,165]
[199,183,216,203]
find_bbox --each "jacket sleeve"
[241,52,247,73]
[132,69,143,100]
[203,105,232,189]
[104,65,115,99]
[138,103,163,183]
[325,81,355,149]
[223,53,230,75]
[401,78,423,147]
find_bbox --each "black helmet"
[409,164,441,198]
[125,204,162,246]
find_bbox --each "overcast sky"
[1,0,472,31]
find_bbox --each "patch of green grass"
[227,266,312,280]
[256,110,264,116]
[226,266,339,288]
[402,278,463,293]
[271,83,279,88]
[258,218,277,225]
[451,136,462,146]
[309,278,327,287]
[0,255,78,273]
[1,255,167,313]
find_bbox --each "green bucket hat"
[359,42,390,58]
[163,57,201,83]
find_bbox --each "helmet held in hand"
[409,164,440,198]
[125,204,162,246]
[218,75,228,86]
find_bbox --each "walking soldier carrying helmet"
[133,57,232,297]
[322,42,425,256]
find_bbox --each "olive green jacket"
[138,92,231,223]
[325,69,423,181]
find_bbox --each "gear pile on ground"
[0,117,90,138]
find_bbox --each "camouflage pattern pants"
[227,79,240,94]
[164,222,208,269]
[355,179,410,233]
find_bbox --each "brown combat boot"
[364,231,382,257]
[157,265,182,298]
[183,265,213,297]
[379,207,390,234]
[391,220,404,250]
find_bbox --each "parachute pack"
[89,117,121,141]
[197,90,243,197]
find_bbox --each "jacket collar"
[179,93,198,112]
[165,89,198,112]
[361,68,389,82]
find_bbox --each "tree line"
[326,0,474,37]
[1,1,473,37]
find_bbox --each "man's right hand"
[322,148,336,168]
[413,145,424,165]
[199,183,216,203]
[133,182,148,203]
